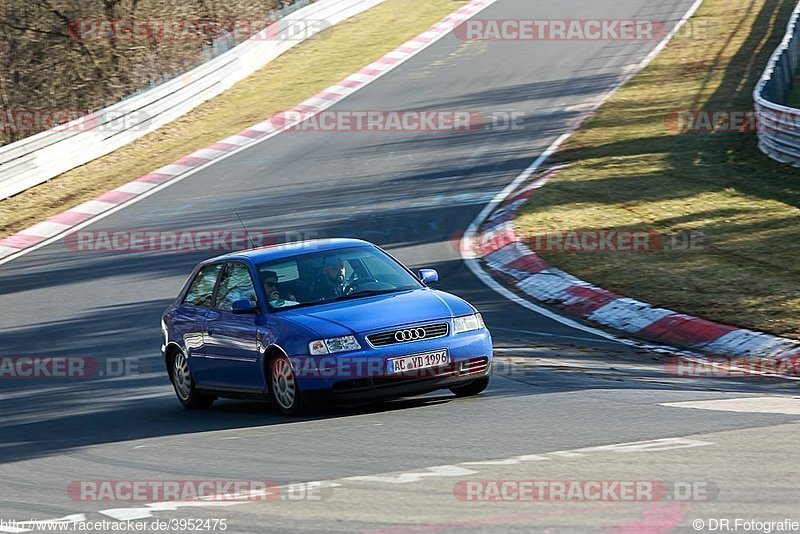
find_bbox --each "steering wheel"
[342,275,381,295]
[340,271,357,295]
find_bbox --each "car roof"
[205,238,375,265]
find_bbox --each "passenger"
[263,270,295,302]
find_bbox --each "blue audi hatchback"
[161,239,493,415]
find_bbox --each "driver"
[311,256,348,300]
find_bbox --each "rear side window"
[216,263,258,312]
[183,264,223,307]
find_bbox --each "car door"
[171,262,224,386]
[205,261,265,391]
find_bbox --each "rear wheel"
[270,355,308,416]
[171,351,214,409]
[449,376,490,397]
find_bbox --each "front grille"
[366,323,449,347]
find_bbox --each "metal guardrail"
[143,0,314,90]
[0,0,385,200]
[754,2,800,166]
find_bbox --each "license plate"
[387,349,450,374]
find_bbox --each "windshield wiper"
[332,287,413,302]
[271,287,415,310]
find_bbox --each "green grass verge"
[0,0,465,239]
[787,77,800,108]
[515,0,800,339]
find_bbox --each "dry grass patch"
[515,0,800,339]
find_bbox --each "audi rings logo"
[394,328,427,342]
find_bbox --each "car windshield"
[256,246,423,310]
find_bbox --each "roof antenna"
[235,212,257,250]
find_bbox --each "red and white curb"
[0,0,499,266]
[465,166,800,364]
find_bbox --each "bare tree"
[0,0,282,145]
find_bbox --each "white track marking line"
[345,465,478,484]
[662,396,800,415]
[459,0,706,347]
[490,328,624,344]
[94,438,711,521]
[461,135,635,346]
[103,437,710,519]
[0,436,713,530]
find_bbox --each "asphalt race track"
[2,0,800,532]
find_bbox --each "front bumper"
[292,328,492,403]
[304,360,490,405]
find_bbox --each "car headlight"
[308,335,362,355]
[452,313,485,334]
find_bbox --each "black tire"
[170,350,214,409]
[270,354,308,416]
[449,376,490,397]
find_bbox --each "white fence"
[0,0,385,200]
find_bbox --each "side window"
[183,264,223,307]
[216,263,258,312]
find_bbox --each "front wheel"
[171,351,214,409]
[449,376,490,397]
[270,355,308,416]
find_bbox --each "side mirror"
[232,299,258,314]
[418,268,439,284]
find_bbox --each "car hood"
[280,288,474,336]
